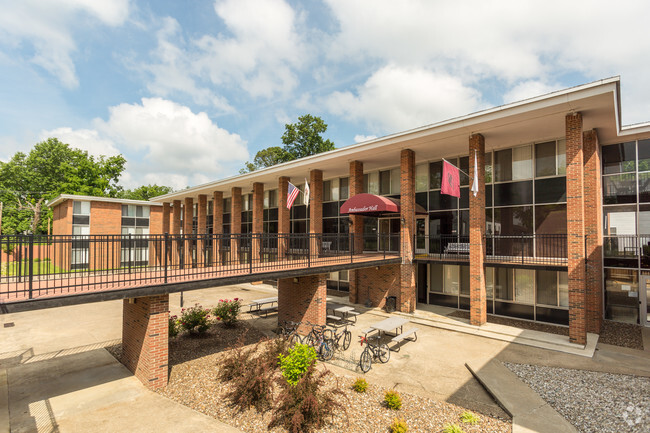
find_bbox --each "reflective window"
[339,177,349,200]
[429,161,443,189]
[639,139,650,172]
[494,206,533,235]
[485,153,493,183]
[364,172,379,195]
[494,267,513,300]
[460,156,469,186]
[604,268,638,324]
[415,164,428,191]
[602,142,636,174]
[603,173,636,204]
[639,172,650,202]
[604,206,636,235]
[443,265,459,295]
[379,170,391,195]
[515,269,535,304]
[535,177,566,203]
[391,168,401,194]
[494,181,533,206]
[73,201,90,215]
[535,204,567,234]
[535,141,556,177]
[557,139,566,175]
[536,270,559,306]
[512,145,532,180]
[494,149,512,182]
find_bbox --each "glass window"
[494,206,533,235]
[535,141,556,177]
[557,140,566,175]
[558,272,568,307]
[515,269,534,304]
[494,149,512,182]
[460,265,470,296]
[639,205,650,235]
[536,270,558,306]
[73,201,90,215]
[459,156,469,186]
[429,190,458,210]
[323,180,332,202]
[416,164,428,191]
[604,268,638,323]
[535,177,566,203]
[264,191,270,208]
[430,263,443,293]
[486,267,494,299]
[604,206,636,235]
[602,142,636,174]
[535,204,567,234]
[430,161,443,189]
[494,267,513,300]
[443,264,459,295]
[339,177,349,200]
[603,174,636,204]
[485,153,493,183]
[379,170,391,195]
[429,211,457,236]
[365,172,379,195]
[512,145,532,180]
[494,181,533,206]
[638,139,650,172]
[391,168,400,194]
[639,172,650,202]
[223,198,231,213]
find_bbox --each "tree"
[118,184,174,201]
[0,138,126,234]
[240,115,335,173]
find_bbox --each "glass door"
[641,275,650,326]
[416,217,428,254]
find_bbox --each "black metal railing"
[0,232,398,301]
[414,234,568,266]
[604,235,650,267]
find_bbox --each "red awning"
[340,193,427,216]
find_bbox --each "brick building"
[148,77,650,345]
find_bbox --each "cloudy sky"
[1,0,649,190]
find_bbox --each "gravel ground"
[107,322,511,433]
[504,363,650,433]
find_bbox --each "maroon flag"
[441,160,460,197]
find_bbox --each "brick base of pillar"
[278,274,327,335]
[354,264,401,309]
[122,294,169,389]
[400,263,416,313]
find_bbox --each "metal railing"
[604,235,650,267]
[414,234,568,266]
[0,233,397,301]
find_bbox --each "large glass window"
[339,177,349,200]
[512,145,532,180]
[535,141,556,177]
[535,204,567,234]
[602,142,636,174]
[494,206,533,235]
[443,265,459,295]
[604,206,636,235]
[494,149,512,182]
[416,164,428,191]
[514,269,534,304]
[605,268,638,323]
[603,173,636,204]
[364,172,379,195]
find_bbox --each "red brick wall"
[162,202,170,234]
[52,200,72,270]
[469,134,487,326]
[583,129,603,333]
[278,177,290,258]
[566,113,587,345]
[278,274,327,335]
[122,294,169,389]
[213,191,223,264]
[348,161,364,304]
[400,149,416,313]
[309,170,323,256]
[148,205,164,266]
[353,264,401,309]
[172,200,181,266]
[252,183,264,263]
[231,187,242,264]
[89,201,121,269]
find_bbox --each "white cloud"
[39,127,120,157]
[0,0,130,87]
[325,65,484,133]
[354,134,377,143]
[96,97,249,175]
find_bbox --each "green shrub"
[213,298,242,327]
[278,343,318,386]
[269,365,345,433]
[168,314,180,338]
[179,304,211,335]
[442,424,466,433]
[390,417,408,433]
[384,390,402,410]
[460,411,480,425]
[352,377,368,393]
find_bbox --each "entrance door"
[378,218,400,252]
[415,217,428,254]
[641,275,650,326]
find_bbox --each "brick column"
[231,187,242,264]
[278,274,327,336]
[183,197,194,268]
[566,112,587,345]
[213,191,223,265]
[122,294,169,389]
[349,161,364,304]
[583,129,603,334]
[162,202,171,234]
[197,194,207,266]
[172,200,181,266]
[469,134,487,326]
[252,182,264,266]
[309,170,323,257]
[278,177,290,259]
[399,149,416,313]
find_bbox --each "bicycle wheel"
[342,330,351,351]
[289,333,303,346]
[378,343,390,363]
[305,331,317,347]
[359,349,372,373]
[320,341,334,361]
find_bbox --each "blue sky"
[1,0,649,190]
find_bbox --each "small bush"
[213,298,242,327]
[352,378,368,393]
[384,390,402,410]
[269,365,345,433]
[442,424,466,433]
[278,343,318,386]
[261,337,290,369]
[460,411,480,425]
[390,417,408,433]
[168,314,180,338]
[179,304,211,335]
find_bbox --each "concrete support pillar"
[252,182,264,265]
[231,187,242,264]
[349,161,364,304]
[566,112,587,345]
[197,195,207,266]
[212,191,223,265]
[583,129,603,334]
[278,274,327,335]
[469,134,487,326]
[183,197,194,268]
[278,177,290,259]
[172,200,181,266]
[399,149,416,313]
[121,294,169,390]
[309,170,323,257]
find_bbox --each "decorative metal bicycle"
[358,333,390,372]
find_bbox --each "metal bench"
[326,314,342,322]
[391,327,418,352]
[445,242,470,254]
[258,305,278,317]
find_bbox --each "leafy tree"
[0,138,126,234]
[118,184,173,201]
[240,115,335,173]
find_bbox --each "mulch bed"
[447,311,644,350]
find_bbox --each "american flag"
[287,182,300,209]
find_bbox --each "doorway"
[415,217,428,254]
[640,275,650,326]
[378,218,400,252]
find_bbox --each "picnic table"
[363,316,418,352]
[326,303,359,324]
[248,296,278,317]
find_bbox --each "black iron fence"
[0,233,397,301]
[604,235,650,267]
[415,234,568,266]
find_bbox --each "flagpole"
[441,157,471,177]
